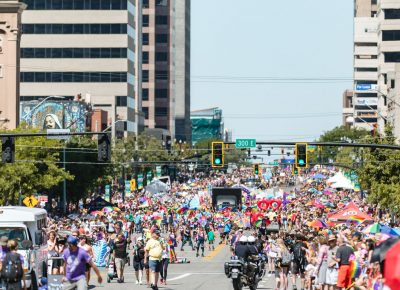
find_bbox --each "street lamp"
[22,96,65,120]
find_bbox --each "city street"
[93,243,279,290]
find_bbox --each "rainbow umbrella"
[308,220,329,229]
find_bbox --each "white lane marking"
[168,273,192,281]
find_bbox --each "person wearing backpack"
[275,238,290,290]
[1,240,26,290]
[291,235,308,290]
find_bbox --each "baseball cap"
[67,236,79,245]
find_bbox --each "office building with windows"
[376,0,400,134]
[352,0,379,130]
[19,0,143,136]
[141,0,191,142]
[0,0,26,129]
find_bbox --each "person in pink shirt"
[316,236,330,289]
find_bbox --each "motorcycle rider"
[247,236,259,257]
[234,236,250,260]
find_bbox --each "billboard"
[355,98,378,106]
[20,101,87,132]
[355,84,377,91]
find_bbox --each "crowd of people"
[6,167,396,290]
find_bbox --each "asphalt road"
[89,186,300,290]
[88,242,306,290]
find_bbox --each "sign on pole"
[125,180,131,196]
[138,174,144,190]
[156,166,162,177]
[23,196,38,208]
[105,185,110,202]
[235,139,257,149]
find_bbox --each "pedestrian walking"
[145,230,163,290]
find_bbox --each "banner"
[105,185,110,202]
[138,174,144,190]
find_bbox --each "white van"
[0,207,48,290]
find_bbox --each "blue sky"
[191,0,354,141]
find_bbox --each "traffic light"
[211,141,224,168]
[292,166,299,175]
[2,137,15,163]
[98,134,111,162]
[295,143,308,168]
[166,135,172,152]
[254,164,260,175]
[267,150,271,156]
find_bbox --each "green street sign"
[156,166,162,177]
[268,161,279,165]
[235,139,256,148]
[105,185,110,202]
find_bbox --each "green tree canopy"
[0,127,72,205]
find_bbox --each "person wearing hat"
[62,236,102,290]
[326,235,339,289]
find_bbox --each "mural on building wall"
[20,101,87,132]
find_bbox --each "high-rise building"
[141,0,190,141]
[352,0,379,131]
[376,0,400,134]
[0,0,26,129]
[19,0,142,137]
[191,107,224,145]
[342,89,354,126]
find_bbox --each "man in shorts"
[133,237,145,285]
[145,230,164,290]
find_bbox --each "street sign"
[156,166,162,177]
[46,129,71,140]
[138,174,143,189]
[268,161,279,165]
[105,185,110,202]
[235,139,256,148]
[23,196,38,208]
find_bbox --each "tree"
[61,136,112,203]
[308,126,370,165]
[357,125,400,212]
[0,127,72,205]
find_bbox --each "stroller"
[106,256,119,283]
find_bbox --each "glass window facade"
[24,0,128,10]
[116,96,127,106]
[21,72,127,82]
[155,107,167,116]
[142,88,149,100]
[382,30,400,41]
[21,48,127,58]
[156,34,168,43]
[156,52,168,62]
[155,89,168,98]
[155,15,168,25]
[155,70,168,80]
[22,24,127,34]
[384,52,400,63]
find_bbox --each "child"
[305,257,317,290]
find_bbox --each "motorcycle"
[224,255,260,290]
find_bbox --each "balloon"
[257,199,271,211]
[270,199,282,211]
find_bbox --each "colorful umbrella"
[363,223,400,236]
[308,220,329,229]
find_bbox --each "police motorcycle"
[224,236,262,290]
